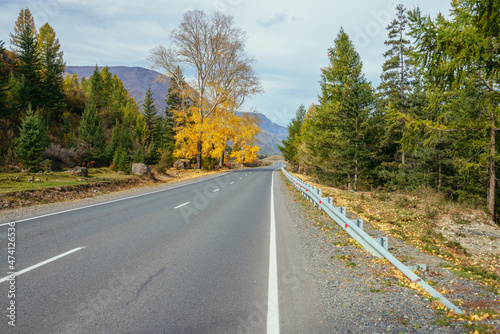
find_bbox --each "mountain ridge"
[65,65,286,155]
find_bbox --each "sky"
[0,0,452,126]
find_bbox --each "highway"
[0,163,327,333]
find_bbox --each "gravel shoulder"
[277,172,500,334]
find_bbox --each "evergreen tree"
[408,1,500,219]
[307,28,374,190]
[142,83,158,146]
[10,8,43,113]
[377,4,413,165]
[77,97,105,165]
[0,41,10,118]
[112,145,130,172]
[15,105,50,170]
[89,65,104,108]
[278,104,305,170]
[37,23,65,123]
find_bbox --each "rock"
[35,178,41,182]
[117,171,126,175]
[173,159,191,169]
[69,166,88,177]
[131,163,151,175]
[27,176,34,183]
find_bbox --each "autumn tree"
[407,0,500,219]
[37,22,65,123]
[149,9,262,168]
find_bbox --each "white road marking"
[0,247,86,284]
[0,172,234,227]
[230,182,234,185]
[239,177,242,180]
[213,189,220,193]
[267,171,280,333]
[174,202,190,209]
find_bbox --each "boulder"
[132,163,151,176]
[173,159,191,170]
[117,171,126,175]
[69,166,88,177]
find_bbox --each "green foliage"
[142,83,159,146]
[132,145,146,163]
[306,28,374,190]
[15,106,50,170]
[10,8,43,113]
[112,145,130,172]
[278,104,305,169]
[77,98,105,165]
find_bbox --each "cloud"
[257,12,288,28]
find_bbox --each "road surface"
[0,163,326,333]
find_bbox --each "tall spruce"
[10,8,43,113]
[378,4,413,165]
[142,83,158,146]
[0,41,10,118]
[308,28,374,190]
[77,97,105,165]
[15,106,50,170]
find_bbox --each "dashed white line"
[213,189,220,193]
[0,247,86,284]
[230,182,234,185]
[174,202,190,209]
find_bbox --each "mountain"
[65,66,171,113]
[65,66,287,154]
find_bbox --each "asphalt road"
[0,163,327,333]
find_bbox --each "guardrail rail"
[281,167,463,314]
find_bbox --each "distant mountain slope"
[65,66,170,113]
[65,66,287,154]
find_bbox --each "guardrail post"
[353,218,363,230]
[340,206,346,216]
[374,237,389,250]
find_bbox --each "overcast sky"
[1,0,452,126]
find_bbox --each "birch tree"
[149,9,262,168]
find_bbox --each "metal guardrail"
[281,167,463,314]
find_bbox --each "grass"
[0,167,132,194]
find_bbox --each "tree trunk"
[488,110,496,221]
[354,164,358,192]
[219,147,225,168]
[347,173,351,191]
[438,156,442,189]
[196,140,202,169]
[402,149,406,165]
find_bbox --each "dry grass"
[289,171,500,295]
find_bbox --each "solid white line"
[174,202,190,209]
[0,247,85,284]
[0,172,233,227]
[267,171,280,333]
[212,189,220,193]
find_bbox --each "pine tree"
[15,105,50,170]
[10,8,43,113]
[0,40,10,118]
[77,97,105,165]
[278,104,305,170]
[408,1,500,220]
[377,4,413,165]
[89,65,104,108]
[37,23,65,123]
[308,28,374,190]
[142,83,158,146]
